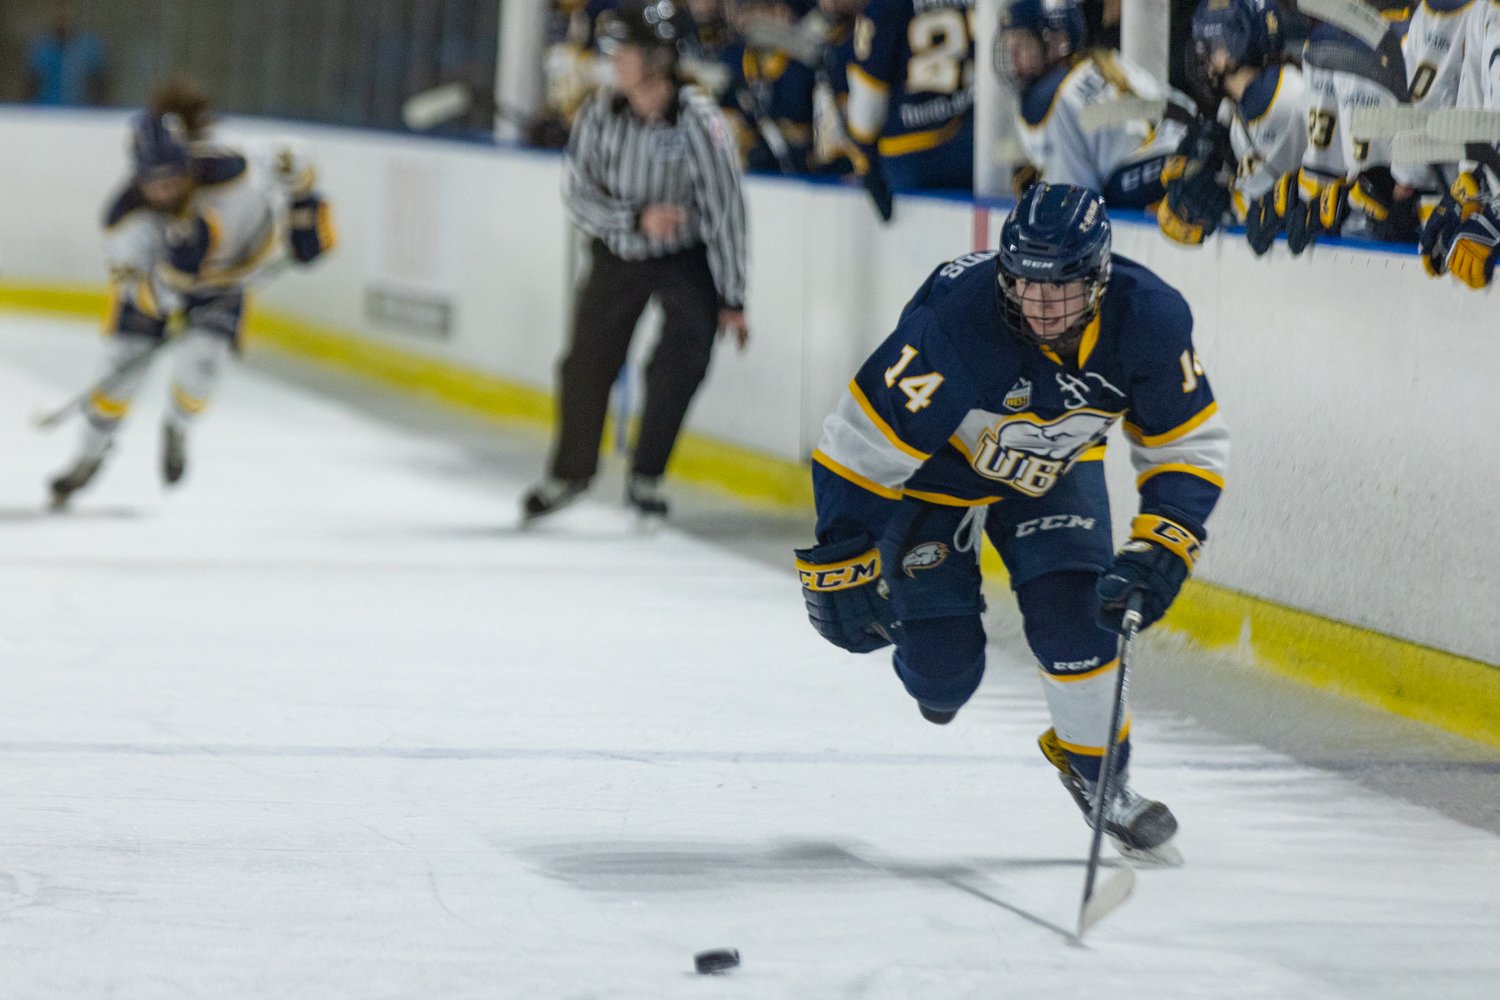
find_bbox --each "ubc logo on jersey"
[901,541,949,577]
[970,410,1115,497]
[797,548,882,592]
[1003,376,1032,412]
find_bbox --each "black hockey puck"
[693,948,740,974]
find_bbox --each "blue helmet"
[1190,0,1284,83]
[130,111,191,182]
[997,183,1112,351]
[996,0,1089,87]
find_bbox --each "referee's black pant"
[549,239,720,483]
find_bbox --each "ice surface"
[0,314,1495,1000]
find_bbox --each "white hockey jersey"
[1456,0,1500,111]
[104,141,316,314]
[1221,62,1308,213]
[1017,51,1188,200]
[1397,0,1479,188]
[1300,24,1410,186]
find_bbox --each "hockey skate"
[625,473,668,523]
[520,477,589,523]
[162,423,187,486]
[1040,727,1183,866]
[48,450,108,510]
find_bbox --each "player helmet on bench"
[996,0,1088,88]
[997,182,1112,355]
[1188,0,1285,101]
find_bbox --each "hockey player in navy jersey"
[844,0,976,191]
[794,183,1228,860]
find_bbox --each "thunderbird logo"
[901,541,949,577]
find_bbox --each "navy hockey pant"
[880,461,1131,779]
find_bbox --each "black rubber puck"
[694,948,740,974]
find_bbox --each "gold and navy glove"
[1420,173,1484,277]
[1285,170,1349,256]
[1096,514,1203,634]
[1244,173,1297,256]
[794,535,898,653]
[289,192,337,264]
[1446,198,1500,290]
[1156,120,1233,245]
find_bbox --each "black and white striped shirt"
[564,85,748,309]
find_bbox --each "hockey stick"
[1347,106,1429,140]
[31,338,166,431]
[32,259,292,431]
[1076,590,1145,939]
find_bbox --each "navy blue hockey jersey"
[812,252,1228,544]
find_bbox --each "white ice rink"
[0,313,1497,1000]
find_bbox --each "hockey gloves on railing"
[1156,120,1234,246]
[795,535,898,653]
[1243,176,1291,256]
[1283,170,1349,255]
[1349,168,1421,245]
[1421,173,1498,289]
[1096,514,1203,635]
[289,193,337,264]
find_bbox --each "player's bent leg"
[1017,571,1180,861]
[892,615,986,724]
[163,328,233,486]
[879,500,988,724]
[50,333,159,508]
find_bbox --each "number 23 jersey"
[811,251,1228,544]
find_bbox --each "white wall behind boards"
[0,109,1494,666]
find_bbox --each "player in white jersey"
[1419,0,1500,286]
[997,0,1189,208]
[1271,18,1420,253]
[1158,0,1307,252]
[49,85,335,508]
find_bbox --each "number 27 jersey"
[811,252,1228,544]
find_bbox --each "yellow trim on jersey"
[948,434,973,460]
[1243,67,1285,127]
[1124,401,1219,447]
[812,448,904,500]
[1028,57,1088,130]
[1044,657,1120,684]
[134,277,161,319]
[849,380,930,461]
[1038,315,1101,368]
[879,118,963,158]
[1055,719,1133,755]
[1078,444,1107,462]
[847,62,889,95]
[1419,0,1475,16]
[1137,463,1226,490]
[88,391,131,420]
[902,488,1000,507]
[172,383,209,415]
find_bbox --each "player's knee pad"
[1015,571,1116,675]
[892,614,986,712]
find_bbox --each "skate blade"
[1110,837,1183,868]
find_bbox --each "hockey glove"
[1243,174,1297,257]
[1096,514,1203,634]
[1419,173,1484,277]
[1156,120,1233,245]
[1350,168,1420,244]
[1446,199,1500,290]
[289,193,337,264]
[1285,171,1349,256]
[795,535,898,653]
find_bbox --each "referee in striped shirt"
[524,0,749,524]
